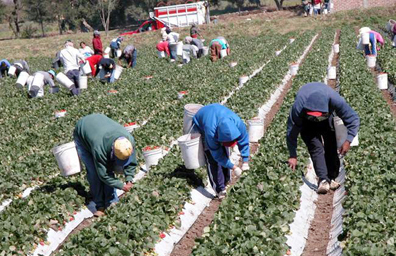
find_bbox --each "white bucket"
[328,66,337,80]
[114,65,123,80]
[158,51,166,58]
[82,62,91,75]
[116,49,122,57]
[362,32,370,45]
[26,76,34,87]
[183,104,204,134]
[330,2,334,9]
[289,64,299,76]
[143,147,163,171]
[56,72,74,89]
[248,118,264,143]
[32,73,45,89]
[239,76,249,86]
[366,55,376,68]
[377,73,388,90]
[289,38,295,44]
[178,133,206,169]
[104,47,111,54]
[16,71,29,88]
[275,50,281,56]
[177,42,184,56]
[79,76,88,89]
[124,122,137,133]
[334,116,359,148]
[203,47,209,56]
[333,44,340,53]
[229,62,237,67]
[220,49,227,58]
[52,142,81,177]
[8,66,16,77]
[323,9,328,14]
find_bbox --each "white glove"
[234,167,242,177]
[242,162,250,171]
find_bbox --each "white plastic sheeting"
[324,32,338,84]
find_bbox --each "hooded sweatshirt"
[286,82,360,157]
[92,34,103,55]
[193,104,250,169]
[74,114,137,189]
[0,59,11,69]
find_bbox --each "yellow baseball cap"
[114,137,133,160]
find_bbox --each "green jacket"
[74,114,137,189]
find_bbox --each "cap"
[306,111,324,117]
[114,137,133,160]
[48,70,56,77]
[94,30,100,35]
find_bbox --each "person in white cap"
[73,114,137,217]
[12,60,30,77]
[60,40,86,95]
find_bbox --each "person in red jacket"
[156,40,170,57]
[92,30,103,55]
[86,55,103,77]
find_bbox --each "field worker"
[301,0,311,17]
[60,40,86,96]
[118,44,137,68]
[192,104,250,199]
[209,36,229,62]
[92,30,103,55]
[357,27,384,56]
[156,40,170,58]
[190,23,201,39]
[28,70,57,98]
[51,51,63,70]
[97,57,116,83]
[79,42,94,57]
[110,36,123,58]
[312,0,322,15]
[286,82,360,194]
[86,55,103,77]
[73,114,137,217]
[12,60,30,77]
[323,0,331,12]
[185,36,204,58]
[166,28,180,62]
[0,59,11,78]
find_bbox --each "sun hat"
[114,137,133,160]
[48,70,56,77]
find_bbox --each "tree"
[6,0,23,38]
[89,0,119,36]
[229,0,245,12]
[24,0,51,36]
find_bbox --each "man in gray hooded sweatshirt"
[286,82,360,194]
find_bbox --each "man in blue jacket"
[193,104,250,199]
[0,59,11,78]
[287,82,360,194]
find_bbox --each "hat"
[94,30,100,35]
[48,70,56,77]
[166,28,172,34]
[113,137,133,164]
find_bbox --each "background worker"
[166,28,180,62]
[357,27,384,56]
[12,60,30,77]
[0,59,11,78]
[184,36,204,58]
[60,40,86,96]
[79,42,94,57]
[97,57,116,83]
[302,0,311,16]
[209,36,229,62]
[286,82,360,194]
[312,0,322,16]
[28,70,57,98]
[73,114,137,217]
[92,30,103,55]
[156,39,170,58]
[51,51,63,70]
[110,36,123,58]
[86,54,103,77]
[190,23,201,39]
[192,103,250,199]
[118,44,137,68]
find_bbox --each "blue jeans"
[364,32,377,56]
[66,69,81,95]
[74,133,119,209]
[131,50,137,68]
[204,149,231,193]
[169,44,177,60]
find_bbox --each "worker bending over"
[209,36,230,62]
[193,104,250,199]
[86,55,103,77]
[357,27,384,56]
[97,57,116,83]
[118,44,137,68]
[60,40,86,95]
[11,60,30,77]
[110,37,123,58]
[74,114,137,217]
[184,36,204,58]
[0,59,11,78]
[287,82,360,194]
[28,70,57,98]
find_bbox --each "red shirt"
[92,35,103,55]
[86,55,102,76]
[313,0,321,4]
[156,41,170,56]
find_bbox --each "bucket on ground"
[183,104,204,134]
[229,62,237,67]
[116,49,122,58]
[52,142,81,177]
[177,42,184,56]
[55,110,67,118]
[79,76,88,89]
[158,51,166,58]
[104,47,111,54]
[124,122,137,133]
[275,50,281,56]
[377,73,388,90]
[248,118,264,143]
[328,66,336,80]
[362,32,370,45]
[114,65,123,80]
[289,63,299,76]
[8,66,16,77]
[178,133,206,169]
[333,44,339,53]
[56,72,74,89]
[82,62,92,75]
[289,38,295,44]
[202,46,209,56]
[220,49,227,58]
[239,76,249,86]
[16,71,29,88]
[334,116,359,148]
[143,146,163,171]
[366,55,376,68]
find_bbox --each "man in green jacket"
[74,114,137,217]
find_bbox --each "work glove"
[242,162,250,171]
[233,167,242,177]
[122,181,133,192]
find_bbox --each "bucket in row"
[143,147,163,171]
[366,55,376,68]
[328,66,336,80]
[53,142,81,177]
[248,117,264,143]
[289,63,298,76]
[377,73,388,90]
[334,116,359,147]
[178,133,206,169]
[183,103,203,134]
[333,44,339,54]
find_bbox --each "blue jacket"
[287,82,360,157]
[0,59,11,69]
[193,104,249,169]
